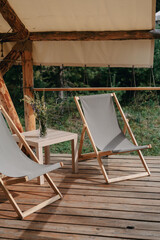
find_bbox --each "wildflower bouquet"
[23,93,47,137]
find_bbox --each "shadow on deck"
[0,154,160,240]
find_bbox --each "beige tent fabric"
[0,17,10,33]
[0,0,155,67]
[0,40,154,67]
[0,0,153,32]
[32,40,154,67]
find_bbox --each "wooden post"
[21,41,36,131]
[0,72,23,132]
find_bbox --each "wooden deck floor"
[0,154,160,240]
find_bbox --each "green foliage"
[44,93,160,156]
[4,66,24,117]
[157,0,160,11]
[121,94,160,156]
[2,28,160,155]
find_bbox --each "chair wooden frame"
[74,93,151,183]
[0,105,63,219]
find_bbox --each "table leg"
[44,146,50,164]
[71,136,78,173]
[35,146,44,185]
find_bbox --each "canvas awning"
[0,0,156,67]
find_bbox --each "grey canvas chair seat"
[75,93,151,184]
[102,132,148,153]
[0,111,61,179]
[0,106,63,219]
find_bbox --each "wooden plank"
[53,176,160,187]
[5,191,160,208]
[1,202,160,224]
[0,218,160,240]
[1,194,160,215]
[1,186,160,212]
[6,180,160,196]
[1,177,159,195]
[0,210,160,232]
[0,227,116,240]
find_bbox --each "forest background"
[3,2,160,156]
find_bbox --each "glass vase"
[39,120,47,138]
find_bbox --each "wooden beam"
[0,41,32,76]
[29,30,158,41]
[0,72,23,132]
[1,30,160,42]
[33,87,160,92]
[21,41,36,131]
[0,0,29,40]
[0,32,17,42]
[0,42,21,76]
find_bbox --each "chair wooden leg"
[22,195,61,219]
[44,173,63,198]
[97,155,109,183]
[108,172,149,184]
[0,178,24,219]
[0,174,63,219]
[137,150,151,175]
[96,153,150,184]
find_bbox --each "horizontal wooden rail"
[33,87,160,92]
[1,29,160,42]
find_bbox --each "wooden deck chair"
[0,105,63,219]
[74,93,151,183]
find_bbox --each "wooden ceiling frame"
[0,0,35,132]
[0,0,29,40]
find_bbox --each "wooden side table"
[14,129,78,184]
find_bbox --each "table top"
[14,128,78,147]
